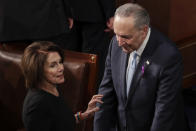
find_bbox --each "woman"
[21,41,103,131]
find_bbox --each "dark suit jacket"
[67,0,115,22]
[94,28,188,131]
[0,0,71,41]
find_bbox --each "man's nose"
[116,35,124,46]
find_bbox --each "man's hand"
[68,18,74,29]
[105,17,114,32]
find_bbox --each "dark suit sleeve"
[94,38,118,131]
[150,50,183,131]
[62,0,72,17]
[99,0,115,20]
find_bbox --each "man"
[67,0,116,86]
[94,3,188,131]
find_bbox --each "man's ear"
[141,25,148,38]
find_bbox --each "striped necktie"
[126,51,137,96]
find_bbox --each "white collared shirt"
[126,28,151,82]
[131,27,151,65]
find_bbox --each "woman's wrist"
[81,112,88,120]
[75,112,80,123]
[75,111,89,123]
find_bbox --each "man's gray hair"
[115,3,150,29]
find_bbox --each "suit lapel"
[120,51,129,103]
[126,28,157,104]
[128,57,151,99]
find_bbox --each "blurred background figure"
[67,0,116,87]
[0,0,73,48]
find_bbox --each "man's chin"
[122,47,133,53]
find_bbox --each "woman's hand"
[81,94,103,120]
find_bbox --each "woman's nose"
[58,64,64,72]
